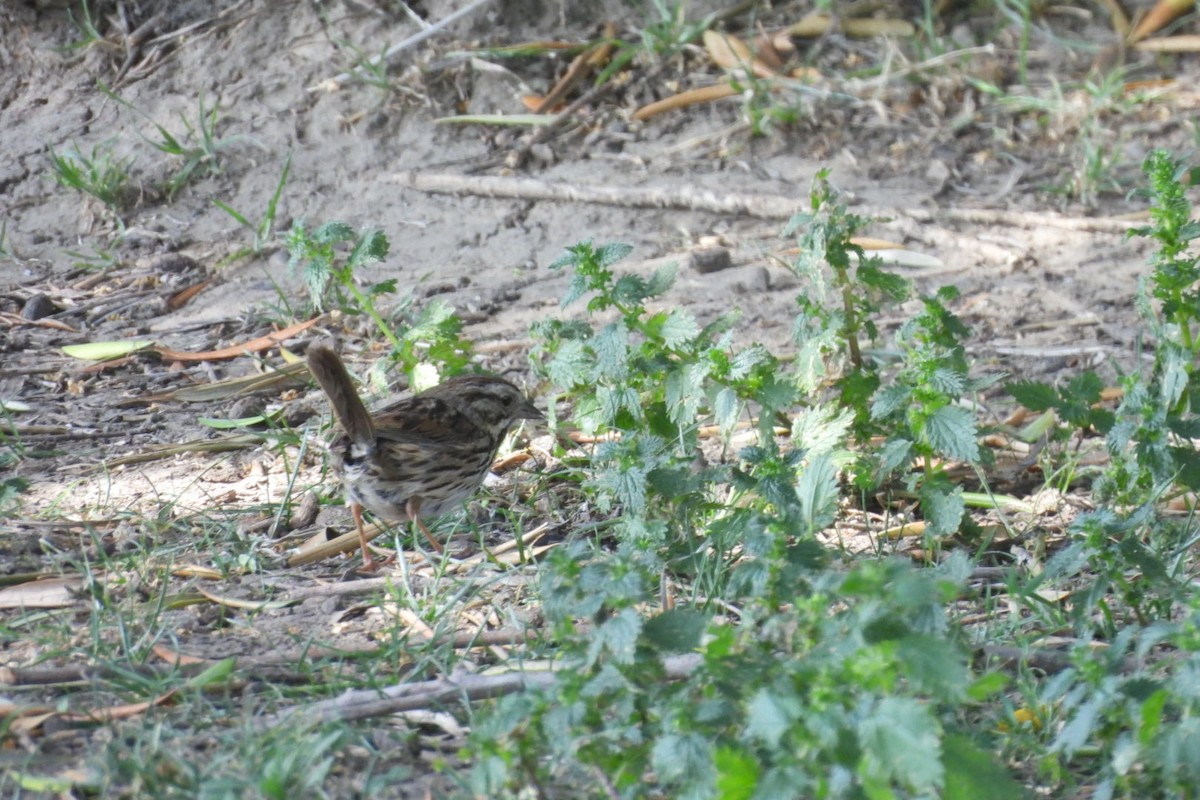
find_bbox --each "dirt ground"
[1,0,1198,795]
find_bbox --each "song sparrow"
[306,344,542,570]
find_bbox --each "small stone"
[21,293,60,320]
[688,245,733,274]
[142,253,201,274]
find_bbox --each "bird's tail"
[306,345,375,448]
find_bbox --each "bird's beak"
[520,398,545,422]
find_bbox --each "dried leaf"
[784,14,915,38]
[0,577,84,609]
[153,317,319,362]
[632,83,739,122]
[62,339,154,361]
[102,434,263,468]
[702,30,777,78]
[1129,0,1196,43]
[166,279,213,310]
[152,643,209,665]
[171,565,224,580]
[1133,34,1200,52]
[196,588,298,611]
[171,361,309,402]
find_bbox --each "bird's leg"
[352,503,395,571]
[406,496,443,553]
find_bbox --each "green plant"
[472,544,1020,798]
[63,0,109,53]
[285,220,391,319]
[786,173,995,537]
[982,152,1200,793]
[213,153,291,257]
[530,240,781,554]
[100,82,252,198]
[64,244,122,271]
[0,463,29,518]
[637,0,715,57]
[48,141,133,211]
[1101,150,1200,504]
[472,196,1017,793]
[284,220,473,382]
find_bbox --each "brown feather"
[306,345,376,449]
[307,344,542,570]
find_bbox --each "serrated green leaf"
[549,243,585,272]
[870,384,911,421]
[729,345,769,380]
[791,404,853,456]
[858,262,912,300]
[594,322,630,380]
[929,367,967,396]
[595,241,633,267]
[1065,370,1103,403]
[796,452,838,534]
[652,732,714,785]
[1157,717,1200,778]
[897,634,968,700]
[942,734,1024,800]
[641,609,709,652]
[921,482,965,537]
[348,229,389,268]
[561,272,589,307]
[746,690,798,748]
[645,261,677,297]
[611,273,649,307]
[665,363,708,427]
[713,746,758,800]
[876,437,913,474]
[661,308,700,348]
[546,339,590,388]
[1052,696,1102,756]
[587,607,643,667]
[596,461,649,516]
[859,697,943,792]
[313,220,354,243]
[62,340,154,360]
[714,387,739,438]
[924,405,980,461]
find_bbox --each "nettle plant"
[997,151,1200,797]
[470,179,1025,797]
[788,173,996,538]
[284,220,472,385]
[529,239,784,557]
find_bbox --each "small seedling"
[99,82,256,198]
[213,153,292,258]
[48,141,133,211]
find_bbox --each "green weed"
[284,220,473,382]
[213,153,292,259]
[100,82,253,199]
[48,141,133,211]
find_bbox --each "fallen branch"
[393,171,1142,233]
[260,653,703,728]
